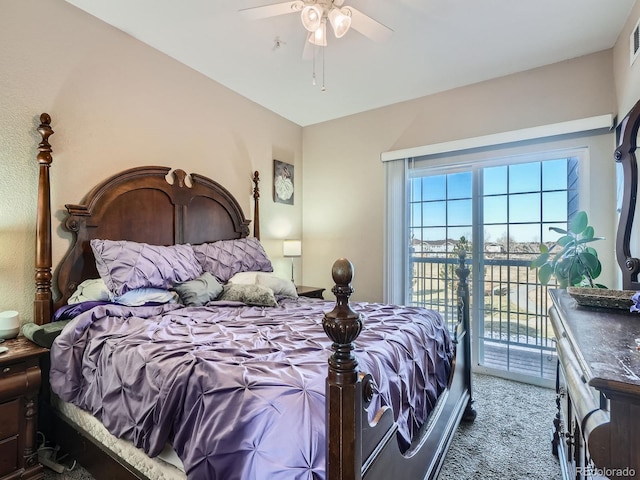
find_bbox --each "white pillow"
[256,273,298,298]
[68,278,111,304]
[227,271,260,285]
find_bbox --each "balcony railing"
[409,253,557,380]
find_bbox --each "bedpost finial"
[323,258,362,374]
[331,257,353,285]
[37,113,54,165]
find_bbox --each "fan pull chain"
[321,44,326,92]
[312,42,317,86]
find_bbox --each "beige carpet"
[43,373,561,479]
[438,373,561,479]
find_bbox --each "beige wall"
[614,0,640,119]
[303,51,619,300]
[0,0,302,323]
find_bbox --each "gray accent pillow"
[255,273,298,298]
[192,237,273,283]
[219,284,277,307]
[91,239,203,297]
[173,272,224,307]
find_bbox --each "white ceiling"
[64,0,636,127]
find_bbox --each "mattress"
[52,393,185,479]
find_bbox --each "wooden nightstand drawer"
[0,337,48,480]
[0,400,20,439]
[0,365,29,401]
[296,286,325,299]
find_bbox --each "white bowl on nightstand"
[0,311,20,340]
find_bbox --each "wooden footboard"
[323,254,475,480]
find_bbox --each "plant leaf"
[583,225,594,240]
[556,235,575,247]
[549,226,568,235]
[538,264,553,285]
[530,253,549,268]
[569,211,588,234]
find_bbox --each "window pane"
[542,191,567,222]
[447,199,472,226]
[448,227,472,247]
[410,203,422,227]
[542,159,568,191]
[422,176,446,201]
[484,195,507,224]
[484,224,507,246]
[509,193,540,223]
[410,177,422,202]
[509,223,541,245]
[447,172,472,200]
[422,201,446,226]
[421,227,447,242]
[542,222,568,244]
[484,166,507,195]
[509,163,540,193]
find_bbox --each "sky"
[410,158,571,244]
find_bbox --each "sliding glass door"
[407,152,580,384]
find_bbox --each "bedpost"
[456,249,476,421]
[252,171,260,240]
[34,113,54,326]
[323,258,364,480]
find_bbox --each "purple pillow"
[90,239,203,296]
[192,237,273,283]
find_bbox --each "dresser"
[0,337,47,480]
[550,289,640,480]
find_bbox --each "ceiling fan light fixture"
[301,4,323,32]
[307,20,327,47]
[328,7,351,38]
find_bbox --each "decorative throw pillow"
[255,273,298,298]
[68,278,111,304]
[173,272,224,307]
[227,271,260,285]
[192,237,273,283]
[113,288,179,307]
[219,284,277,307]
[90,239,203,297]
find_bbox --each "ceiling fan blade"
[344,6,393,42]
[240,1,303,20]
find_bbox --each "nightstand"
[296,286,325,299]
[0,336,47,479]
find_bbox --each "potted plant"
[530,210,605,289]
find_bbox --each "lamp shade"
[307,20,327,47]
[328,7,351,38]
[300,5,322,32]
[283,240,302,257]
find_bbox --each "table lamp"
[283,240,302,283]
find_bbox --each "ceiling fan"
[240,0,393,47]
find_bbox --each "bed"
[32,112,475,480]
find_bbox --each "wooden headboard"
[616,98,640,290]
[34,113,261,324]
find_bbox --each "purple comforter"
[50,298,453,480]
